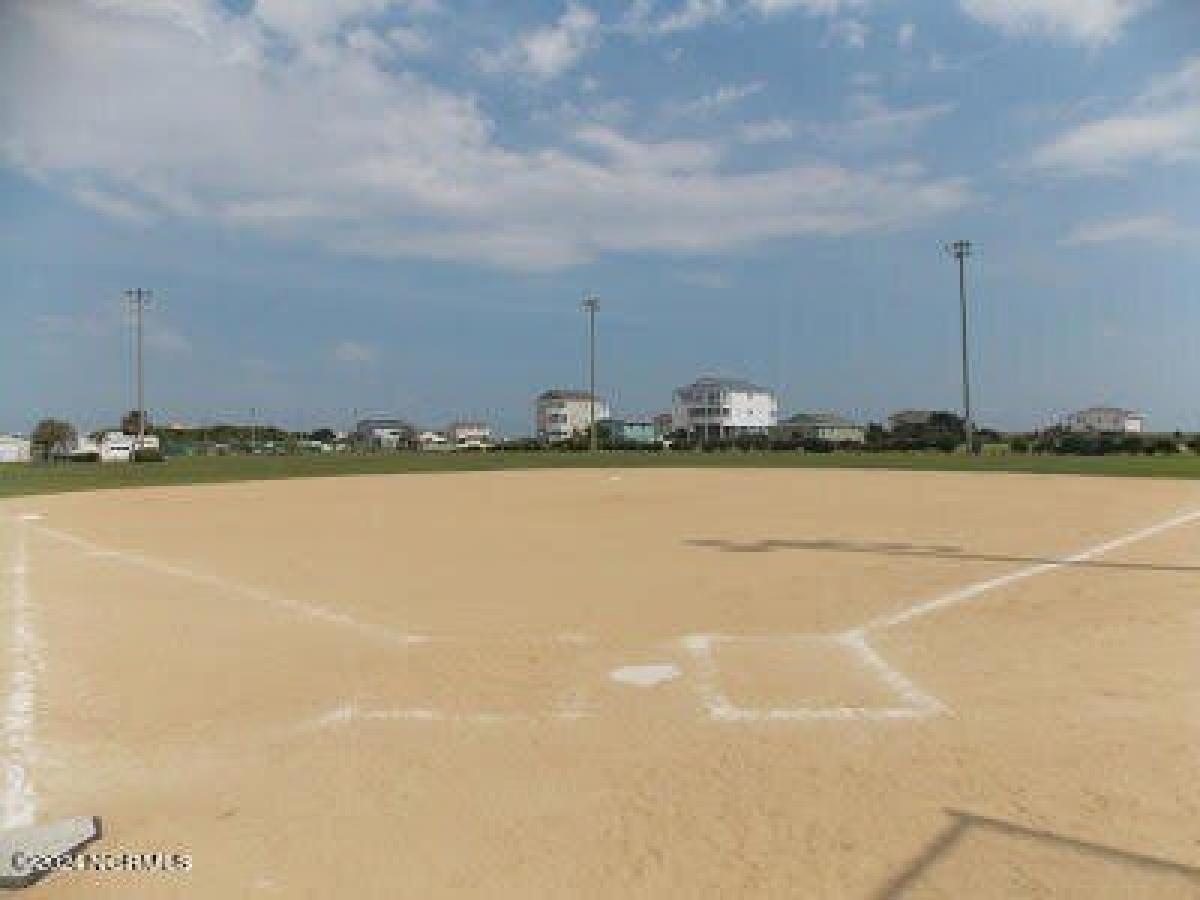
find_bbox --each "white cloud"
[624,0,870,35]
[824,18,869,49]
[72,186,156,224]
[332,339,378,364]
[655,0,730,33]
[959,0,1154,46]
[670,81,766,117]
[476,3,599,80]
[0,1,971,271]
[897,22,916,49]
[1029,56,1200,175]
[806,94,955,148]
[254,0,438,45]
[1061,214,1190,246]
[747,0,868,14]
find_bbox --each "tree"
[309,428,336,443]
[121,409,150,435]
[30,418,77,460]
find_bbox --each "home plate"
[610,664,680,687]
[0,817,101,889]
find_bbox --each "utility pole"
[250,406,258,455]
[582,292,599,453]
[124,289,152,456]
[944,240,975,455]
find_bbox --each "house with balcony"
[535,390,610,443]
[671,377,778,441]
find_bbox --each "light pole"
[582,292,599,453]
[944,240,975,455]
[124,289,152,456]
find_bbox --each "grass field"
[4,449,1200,499]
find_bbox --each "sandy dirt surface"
[1,468,1198,898]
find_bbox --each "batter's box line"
[680,632,946,723]
[300,689,595,730]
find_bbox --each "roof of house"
[537,389,605,402]
[676,376,773,395]
[1070,406,1142,418]
[356,418,415,431]
[888,409,937,422]
[780,412,860,428]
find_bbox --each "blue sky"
[2,0,1198,436]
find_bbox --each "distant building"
[417,430,449,451]
[447,421,493,450]
[598,418,657,446]
[535,390,610,443]
[355,418,416,450]
[1066,406,1144,435]
[888,409,938,431]
[0,435,31,464]
[672,377,777,440]
[74,432,161,463]
[774,413,865,444]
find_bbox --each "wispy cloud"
[72,186,156,224]
[1061,214,1191,246]
[0,2,970,271]
[1029,56,1200,176]
[824,18,869,49]
[959,0,1154,46]
[669,81,766,117]
[476,3,599,80]
[623,0,871,35]
[805,94,955,149]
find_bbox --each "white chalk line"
[863,505,1200,633]
[2,518,41,828]
[27,523,602,726]
[33,523,431,650]
[680,633,939,722]
[25,506,1200,728]
[301,701,590,731]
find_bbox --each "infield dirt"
[3,468,1198,898]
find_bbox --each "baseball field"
[3,466,1199,897]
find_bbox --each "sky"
[2,0,1199,437]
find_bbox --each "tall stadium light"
[582,292,600,453]
[124,289,153,456]
[944,240,976,455]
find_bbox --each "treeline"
[1021,431,1191,456]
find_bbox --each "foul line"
[863,506,1200,633]
[3,517,42,829]
[33,523,428,650]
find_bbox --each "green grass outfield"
[4,451,1200,499]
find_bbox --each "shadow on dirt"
[685,538,1200,574]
